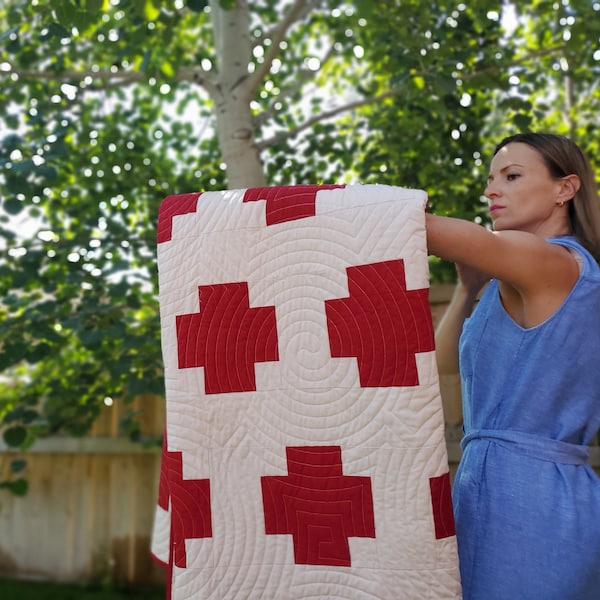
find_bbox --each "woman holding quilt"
[427,132,600,599]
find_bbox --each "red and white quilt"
[151,184,461,599]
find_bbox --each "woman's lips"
[489,204,504,213]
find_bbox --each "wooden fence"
[0,285,597,585]
[0,394,167,586]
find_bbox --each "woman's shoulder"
[547,236,600,274]
[546,236,588,264]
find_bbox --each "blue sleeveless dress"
[454,236,600,599]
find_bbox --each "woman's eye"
[506,173,520,181]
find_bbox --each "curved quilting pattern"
[325,259,434,387]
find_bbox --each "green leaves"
[2,197,24,215]
[141,0,161,21]
[3,425,27,447]
[0,426,29,496]
[188,0,208,11]
[10,458,27,473]
[0,478,29,496]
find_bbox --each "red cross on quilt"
[151,184,460,599]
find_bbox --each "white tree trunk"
[209,0,266,189]
[214,96,266,189]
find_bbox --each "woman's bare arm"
[435,263,489,374]
[425,213,578,297]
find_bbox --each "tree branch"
[4,67,147,87]
[256,89,398,151]
[460,43,568,81]
[256,41,571,150]
[252,0,323,49]
[253,42,336,129]
[4,65,219,95]
[244,0,324,98]
[177,66,219,95]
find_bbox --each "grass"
[0,579,165,599]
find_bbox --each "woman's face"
[484,142,563,234]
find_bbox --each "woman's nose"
[484,181,500,198]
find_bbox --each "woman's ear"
[558,174,580,203]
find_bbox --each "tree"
[484,0,600,154]
[1,0,599,488]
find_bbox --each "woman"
[427,133,600,599]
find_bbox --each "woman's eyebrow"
[487,163,524,181]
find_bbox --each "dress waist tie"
[460,429,589,465]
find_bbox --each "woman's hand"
[435,263,488,375]
[455,262,490,299]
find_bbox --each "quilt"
[151,184,461,599]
